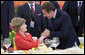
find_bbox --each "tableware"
[1,40,3,47]
[3,38,11,52]
[50,37,60,50]
[44,39,51,47]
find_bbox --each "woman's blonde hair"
[10,17,26,33]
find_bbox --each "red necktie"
[31,5,35,16]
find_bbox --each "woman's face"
[19,23,27,33]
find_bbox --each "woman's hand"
[39,36,47,43]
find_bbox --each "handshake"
[39,29,50,42]
[41,29,50,37]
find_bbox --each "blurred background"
[14,1,65,16]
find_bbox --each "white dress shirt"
[77,1,83,7]
[27,2,35,11]
[53,9,57,19]
[77,1,83,22]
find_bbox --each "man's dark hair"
[41,2,56,13]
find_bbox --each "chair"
[13,37,17,51]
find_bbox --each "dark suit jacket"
[62,1,84,37]
[16,3,46,38]
[78,3,84,36]
[1,1,14,38]
[45,9,80,49]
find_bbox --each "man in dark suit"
[16,1,46,38]
[1,1,14,38]
[62,1,84,37]
[41,2,80,49]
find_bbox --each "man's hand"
[39,36,47,43]
[41,29,50,37]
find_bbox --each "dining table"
[1,42,84,54]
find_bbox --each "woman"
[10,17,46,50]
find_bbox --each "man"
[16,1,46,38]
[62,1,84,37]
[1,1,14,38]
[35,1,41,5]
[41,2,80,49]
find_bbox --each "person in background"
[62,1,84,37]
[41,2,80,49]
[35,1,41,5]
[1,1,14,39]
[16,1,46,38]
[10,17,46,50]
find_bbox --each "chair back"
[13,37,17,51]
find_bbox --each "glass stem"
[6,47,8,52]
[55,47,56,50]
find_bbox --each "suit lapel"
[74,1,78,13]
[53,9,62,30]
[25,3,34,18]
[55,9,60,19]
[33,4,37,21]
[48,19,54,31]
[34,4,37,17]
[76,2,78,13]
[34,4,40,23]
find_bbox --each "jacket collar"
[16,33,29,40]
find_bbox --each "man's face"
[42,9,54,19]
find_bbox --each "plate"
[13,50,26,54]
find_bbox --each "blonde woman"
[10,17,46,50]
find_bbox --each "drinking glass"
[1,40,3,47]
[44,38,51,47]
[3,38,11,52]
[50,37,60,50]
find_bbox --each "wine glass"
[50,37,60,50]
[1,40,3,47]
[44,38,51,47]
[3,38,11,52]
